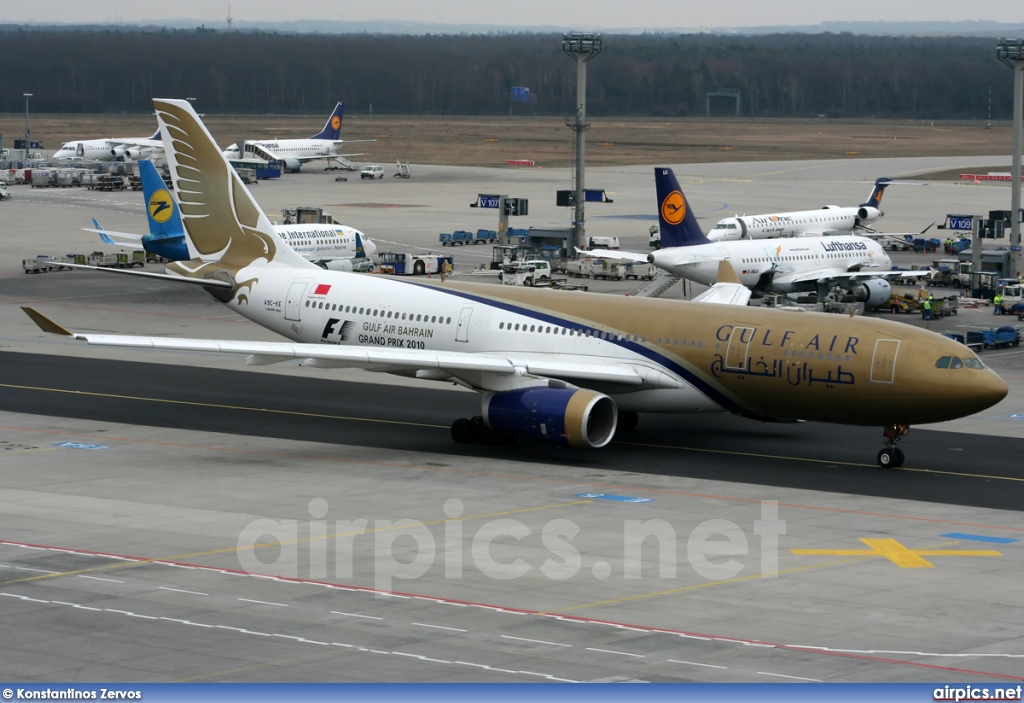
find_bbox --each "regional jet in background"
[84,159,377,270]
[52,129,164,162]
[704,178,891,242]
[221,101,369,172]
[23,99,1008,468]
[590,169,929,309]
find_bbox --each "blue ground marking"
[941,532,1019,544]
[53,442,111,450]
[576,493,653,503]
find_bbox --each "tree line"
[0,28,1015,120]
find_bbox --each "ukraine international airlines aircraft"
[24,99,1007,468]
[52,129,163,162]
[706,178,890,241]
[221,102,367,172]
[85,159,376,270]
[593,169,927,308]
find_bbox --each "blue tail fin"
[91,219,118,246]
[861,177,892,208]
[139,160,183,238]
[309,102,345,140]
[655,167,711,248]
[146,128,161,141]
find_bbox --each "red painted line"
[2,537,1021,681]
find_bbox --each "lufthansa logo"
[148,189,175,224]
[661,190,686,226]
[331,115,342,130]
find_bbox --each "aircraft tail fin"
[138,160,184,238]
[91,219,118,246]
[146,128,161,141]
[861,177,892,208]
[309,102,345,140]
[654,167,711,248]
[153,98,314,270]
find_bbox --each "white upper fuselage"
[53,138,162,162]
[222,139,338,162]
[708,206,881,241]
[650,234,892,292]
[276,224,376,261]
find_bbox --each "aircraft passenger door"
[455,307,473,343]
[870,339,900,384]
[284,282,308,321]
[725,327,754,371]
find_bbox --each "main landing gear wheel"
[877,423,909,468]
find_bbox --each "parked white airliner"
[705,178,891,241]
[593,169,928,308]
[22,99,1006,468]
[221,102,368,172]
[52,129,163,162]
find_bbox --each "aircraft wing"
[781,267,933,287]
[576,248,649,263]
[105,139,164,151]
[23,308,656,390]
[690,260,752,306]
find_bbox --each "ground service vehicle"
[361,164,384,179]
[379,251,453,276]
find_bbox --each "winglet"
[22,307,74,337]
[716,259,742,285]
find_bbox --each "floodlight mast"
[562,33,602,253]
[997,38,1024,278]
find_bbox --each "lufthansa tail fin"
[654,167,711,248]
[861,177,892,208]
[309,102,345,140]
[153,98,314,270]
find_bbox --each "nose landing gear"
[878,423,909,468]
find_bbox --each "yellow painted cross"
[791,538,1002,568]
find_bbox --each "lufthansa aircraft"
[84,159,377,270]
[706,178,890,241]
[52,128,163,162]
[23,99,1007,468]
[592,169,927,309]
[221,102,367,173]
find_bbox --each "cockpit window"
[935,356,951,369]
[950,357,964,369]
[963,357,985,369]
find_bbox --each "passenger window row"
[305,299,452,325]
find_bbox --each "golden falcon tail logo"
[331,115,341,130]
[661,190,686,226]
[148,190,175,224]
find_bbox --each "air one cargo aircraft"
[52,129,164,162]
[592,169,927,309]
[705,178,891,241]
[24,99,1007,468]
[221,102,367,172]
[85,159,376,270]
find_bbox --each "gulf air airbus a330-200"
[23,99,1008,468]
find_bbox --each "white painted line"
[413,623,468,632]
[500,635,571,647]
[668,659,728,670]
[159,586,209,596]
[758,671,822,682]
[78,576,124,583]
[238,598,287,607]
[586,647,645,658]
[331,611,382,620]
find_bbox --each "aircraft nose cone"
[978,370,1009,408]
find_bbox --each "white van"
[360,164,384,180]
[587,236,620,250]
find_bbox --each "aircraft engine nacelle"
[317,258,354,272]
[111,146,128,160]
[482,387,617,449]
[850,278,892,309]
[283,158,302,173]
[856,206,882,225]
[123,147,143,160]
